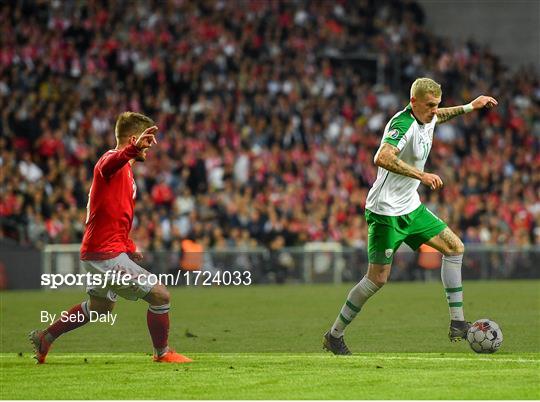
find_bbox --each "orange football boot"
[153,349,193,363]
[28,329,52,364]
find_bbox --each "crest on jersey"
[385,249,393,258]
[387,129,399,139]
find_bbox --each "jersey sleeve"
[97,144,140,179]
[383,113,414,150]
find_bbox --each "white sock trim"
[148,304,170,314]
[359,276,380,294]
[155,346,169,356]
[81,301,90,318]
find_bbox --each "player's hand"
[132,126,158,150]
[421,172,444,190]
[131,251,144,262]
[471,95,498,110]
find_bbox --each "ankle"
[155,346,169,357]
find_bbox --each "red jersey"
[80,144,140,260]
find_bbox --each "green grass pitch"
[1,280,539,399]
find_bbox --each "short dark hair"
[114,112,155,143]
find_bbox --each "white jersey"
[365,104,436,216]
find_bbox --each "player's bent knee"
[145,284,170,306]
[445,240,465,256]
[366,264,391,288]
[372,277,388,287]
[89,297,115,314]
[366,272,389,287]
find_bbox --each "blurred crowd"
[1,0,539,253]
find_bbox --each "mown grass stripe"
[1,353,538,364]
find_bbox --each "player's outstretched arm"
[374,143,443,190]
[99,126,158,178]
[436,95,498,124]
[99,145,141,178]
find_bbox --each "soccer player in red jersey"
[29,112,192,364]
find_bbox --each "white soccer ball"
[466,319,503,354]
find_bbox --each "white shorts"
[81,253,154,302]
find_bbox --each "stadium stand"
[1,0,539,255]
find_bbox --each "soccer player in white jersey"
[323,78,498,354]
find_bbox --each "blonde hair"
[115,112,155,144]
[410,77,442,99]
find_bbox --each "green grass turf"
[1,353,539,399]
[1,280,539,399]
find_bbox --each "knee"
[88,299,115,315]
[147,285,170,306]
[445,239,465,256]
[372,278,388,288]
[367,272,389,288]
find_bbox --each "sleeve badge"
[387,129,399,139]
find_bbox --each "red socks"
[46,301,90,339]
[147,304,170,353]
[44,301,171,356]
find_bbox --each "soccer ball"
[466,319,503,354]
